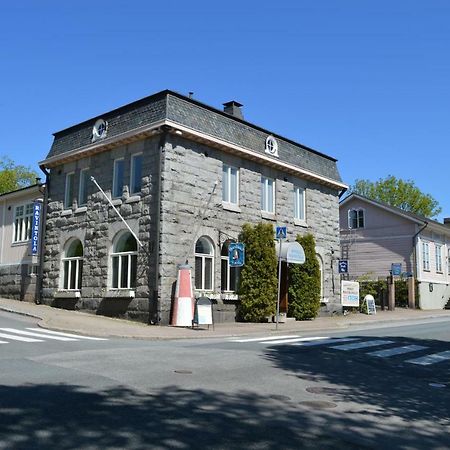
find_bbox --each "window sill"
[54,290,81,299]
[294,219,308,228]
[126,195,141,204]
[222,202,241,213]
[221,293,239,301]
[61,209,73,217]
[104,289,135,298]
[11,240,31,247]
[75,206,87,214]
[261,211,276,221]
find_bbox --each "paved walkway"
[1,297,449,340]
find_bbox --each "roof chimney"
[223,101,243,120]
[444,218,450,228]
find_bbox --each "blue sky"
[1,1,449,219]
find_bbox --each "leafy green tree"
[288,233,321,320]
[0,156,38,195]
[237,222,278,322]
[349,175,441,218]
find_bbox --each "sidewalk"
[1,297,450,340]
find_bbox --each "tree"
[0,156,38,195]
[349,175,441,218]
[288,233,321,320]
[237,222,278,322]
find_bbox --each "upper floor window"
[195,236,214,291]
[261,176,275,213]
[294,186,306,221]
[111,232,138,289]
[348,209,364,229]
[221,241,240,293]
[14,203,33,242]
[113,158,125,198]
[62,239,83,290]
[422,241,430,271]
[435,244,443,273]
[222,165,239,205]
[64,172,74,209]
[130,153,143,194]
[78,169,89,206]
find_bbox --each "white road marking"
[260,336,331,345]
[26,328,108,341]
[0,332,43,343]
[230,335,300,343]
[0,340,9,344]
[330,340,394,351]
[0,328,77,341]
[292,337,360,347]
[406,351,450,366]
[368,345,427,358]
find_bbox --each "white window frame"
[348,208,364,229]
[294,186,306,222]
[113,158,125,198]
[61,239,83,291]
[111,232,138,290]
[261,176,275,213]
[222,164,239,205]
[221,241,240,293]
[78,168,89,206]
[435,244,443,273]
[13,203,33,243]
[130,153,143,195]
[422,241,430,271]
[64,172,75,209]
[195,237,214,291]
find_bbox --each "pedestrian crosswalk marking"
[368,345,427,358]
[292,337,360,347]
[330,340,394,351]
[0,339,10,344]
[260,336,330,345]
[0,331,43,343]
[0,328,77,341]
[230,335,300,343]
[26,328,108,341]
[406,350,450,366]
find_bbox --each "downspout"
[152,125,169,324]
[412,221,428,282]
[36,166,49,304]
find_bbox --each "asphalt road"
[0,312,449,449]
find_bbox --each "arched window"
[348,209,364,229]
[195,236,214,291]
[111,232,138,289]
[221,241,240,292]
[62,239,83,290]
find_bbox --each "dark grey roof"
[45,90,343,183]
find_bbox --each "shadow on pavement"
[263,335,450,449]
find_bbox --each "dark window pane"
[120,255,129,288]
[221,258,229,292]
[64,261,69,289]
[204,257,212,290]
[230,266,240,292]
[131,155,143,194]
[69,260,76,290]
[112,256,119,288]
[78,260,83,290]
[130,255,137,288]
[195,257,202,289]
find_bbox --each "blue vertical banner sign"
[31,201,42,256]
[228,243,245,267]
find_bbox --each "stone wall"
[42,136,161,323]
[0,264,37,302]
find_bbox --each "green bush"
[288,233,321,320]
[237,223,278,322]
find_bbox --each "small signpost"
[275,226,287,330]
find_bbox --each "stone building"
[39,90,346,324]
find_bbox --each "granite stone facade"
[40,90,346,324]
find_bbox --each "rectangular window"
[348,209,364,229]
[14,203,33,242]
[435,244,442,273]
[222,165,239,204]
[113,159,125,198]
[78,169,89,206]
[64,172,74,209]
[130,154,143,194]
[294,186,305,221]
[261,176,275,213]
[422,241,430,271]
